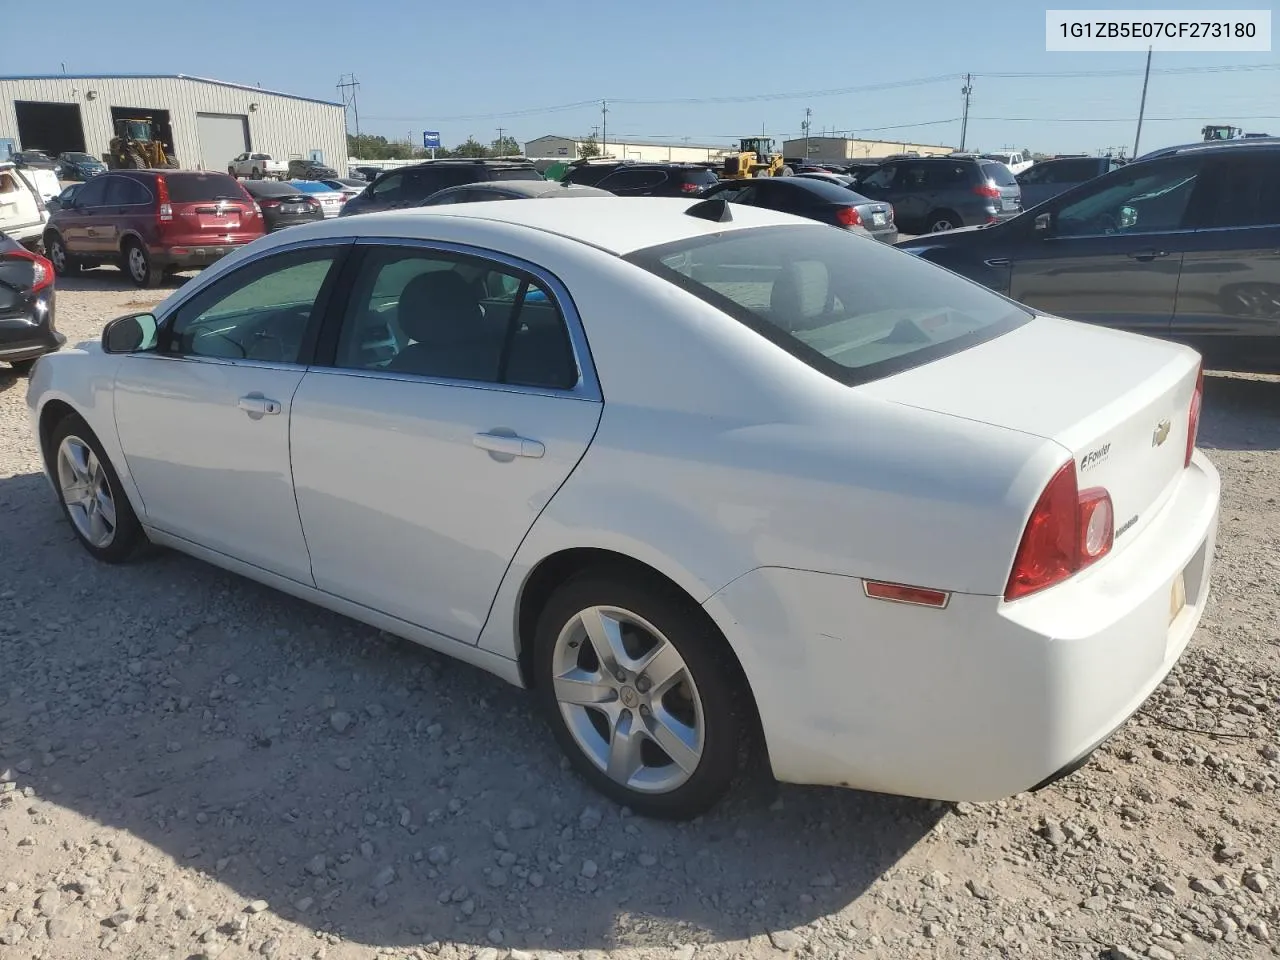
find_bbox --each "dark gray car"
[853,156,1022,233]
[1016,156,1123,208]
[895,141,1280,374]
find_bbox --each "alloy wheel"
[56,435,117,548]
[551,605,705,794]
[48,238,66,271]
[128,247,148,284]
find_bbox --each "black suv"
[896,140,1280,373]
[560,160,718,197]
[340,159,543,217]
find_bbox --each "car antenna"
[685,197,732,222]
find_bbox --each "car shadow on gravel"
[1198,372,1280,452]
[0,469,943,955]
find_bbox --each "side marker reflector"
[863,580,950,608]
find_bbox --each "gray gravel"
[1,271,1278,960]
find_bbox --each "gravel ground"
[1,271,1278,960]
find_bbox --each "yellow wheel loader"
[721,137,790,179]
[108,118,179,170]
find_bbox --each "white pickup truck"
[981,151,1034,176]
[227,153,289,179]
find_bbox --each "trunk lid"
[858,314,1200,548]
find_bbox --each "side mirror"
[1034,212,1053,233]
[102,312,159,354]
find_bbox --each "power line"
[360,62,1280,124]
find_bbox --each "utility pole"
[601,101,608,157]
[803,107,812,160]
[337,74,361,140]
[1133,47,1153,159]
[959,74,973,151]
[496,126,505,155]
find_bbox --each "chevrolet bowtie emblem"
[1152,419,1171,447]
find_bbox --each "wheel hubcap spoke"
[581,607,631,673]
[635,639,684,695]
[553,669,616,706]
[645,706,701,773]
[605,708,645,783]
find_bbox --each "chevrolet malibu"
[26,196,1219,819]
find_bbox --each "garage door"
[195,113,249,172]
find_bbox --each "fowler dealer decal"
[1080,442,1111,471]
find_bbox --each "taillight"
[155,176,173,222]
[1185,364,1204,468]
[835,206,863,228]
[1004,461,1113,601]
[679,182,702,194]
[5,249,54,294]
[973,183,1001,199]
[260,199,280,209]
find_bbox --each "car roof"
[1137,137,1280,160]
[439,181,612,199]
[307,196,802,255]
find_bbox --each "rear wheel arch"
[514,547,764,738]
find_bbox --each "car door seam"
[286,369,319,587]
[472,399,607,646]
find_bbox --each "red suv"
[44,170,265,287]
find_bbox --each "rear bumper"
[152,241,256,270]
[703,451,1220,802]
[0,294,63,362]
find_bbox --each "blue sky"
[9,0,1277,156]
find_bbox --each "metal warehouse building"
[0,74,346,173]
[525,135,730,164]
[782,136,954,164]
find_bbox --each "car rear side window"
[627,225,1029,385]
[105,177,151,205]
[1190,156,1280,228]
[980,162,1017,186]
[165,173,246,203]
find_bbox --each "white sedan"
[26,196,1219,819]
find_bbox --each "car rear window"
[165,173,247,203]
[980,162,1018,186]
[679,169,719,187]
[626,225,1030,385]
[785,177,860,202]
[489,167,544,182]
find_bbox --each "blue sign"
[423,131,441,149]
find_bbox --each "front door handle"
[473,431,545,459]
[1128,249,1169,262]
[983,257,1011,267]
[237,393,281,419]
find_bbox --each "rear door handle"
[237,393,281,418]
[473,431,545,459]
[1128,249,1169,262]
[983,257,1011,267]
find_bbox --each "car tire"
[533,570,749,820]
[927,210,962,232]
[251,167,262,179]
[45,233,79,277]
[48,412,146,564]
[122,240,162,288]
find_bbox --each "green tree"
[491,135,522,157]
[453,137,491,158]
[577,136,599,159]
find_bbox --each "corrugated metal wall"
[781,137,956,163]
[0,76,346,171]
[525,136,729,163]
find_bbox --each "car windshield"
[981,162,1018,186]
[626,225,1030,385]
